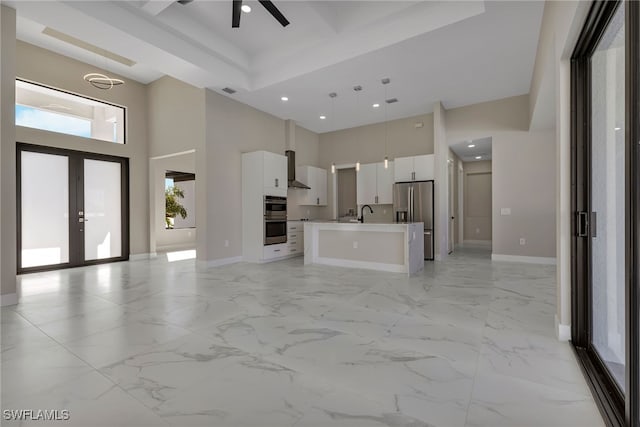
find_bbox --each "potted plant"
[165,186,187,228]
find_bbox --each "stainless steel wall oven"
[264,196,287,245]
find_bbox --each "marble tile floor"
[1,247,603,427]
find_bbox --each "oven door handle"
[264,219,287,223]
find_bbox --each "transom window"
[15,79,125,144]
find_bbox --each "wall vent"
[222,87,236,94]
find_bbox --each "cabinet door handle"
[274,249,281,252]
[275,178,279,187]
[375,195,378,204]
[317,197,319,205]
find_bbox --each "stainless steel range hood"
[285,150,310,189]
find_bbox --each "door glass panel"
[20,151,69,268]
[590,3,625,391]
[84,159,122,260]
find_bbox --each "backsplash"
[357,204,394,222]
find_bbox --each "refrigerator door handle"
[409,186,413,222]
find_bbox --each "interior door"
[17,144,129,273]
[448,160,455,254]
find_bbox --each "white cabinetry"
[393,154,434,182]
[357,161,394,205]
[296,166,327,206]
[242,151,288,263]
[262,151,288,197]
[286,221,304,257]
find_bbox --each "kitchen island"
[304,221,424,276]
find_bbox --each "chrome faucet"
[359,205,374,223]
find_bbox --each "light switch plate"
[501,208,511,216]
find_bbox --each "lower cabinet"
[263,243,287,260]
[287,221,304,257]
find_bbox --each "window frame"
[15,78,127,145]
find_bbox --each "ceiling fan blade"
[232,0,242,28]
[259,0,290,27]
[177,0,193,4]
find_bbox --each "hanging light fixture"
[354,85,362,172]
[84,51,124,90]
[83,73,124,90]
[329,92,337,174]
[382,78,390,168]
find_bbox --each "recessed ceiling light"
[475,156,482,160]
[281,96,288,102]
[372,103,380,108]
[468,144,475,148]
[319,115,326,120]
[615,127,621,131]
[241,4,251,13]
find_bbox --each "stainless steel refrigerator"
[393,180,434,260]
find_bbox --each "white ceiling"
[7,1,544,133]
[450,137,492,162]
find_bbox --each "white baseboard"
[555,314,571,341]
[0,293,18,306]
[315,256,406,274]
[129,253,158,261]
[491,254,557,265]
[199,256,242,268]
[463,239,492,246]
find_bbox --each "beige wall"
[463,161,492,241]
[14,41,150,256]
[492,131,555,257]
[319,113,433,220]
[337,167,356,217]
[446,95,556,258]
[204,90,285,260]
[146,76,205,255]
[1,6,17,301]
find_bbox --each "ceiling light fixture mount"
[241,4,251,13]
[83,73,124,90]
[319,115,326,120]
[373,103,380,108]
[475,156,482,160]
[468,144,476,148]
[281,96,289,102]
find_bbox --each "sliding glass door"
[571,1,639,426]
[17,144,129,273]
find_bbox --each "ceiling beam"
[140,1,174,16]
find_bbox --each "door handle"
[577,211,589,237]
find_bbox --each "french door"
[571,1,639,426]
[17,143,129,273]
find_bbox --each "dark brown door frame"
[16,142,130,274]
[571,1,639,426]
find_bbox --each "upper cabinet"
[393,154,434,182]
[263,151,288,197]
[356,161,394,205]
[243,151,287,197]
[296,166,327,206]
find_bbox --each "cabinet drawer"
[287,223,302,232]
[263,244,287,260]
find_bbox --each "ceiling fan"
[177,0,290,28]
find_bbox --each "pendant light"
[354,85,362,172]
[329,92,337,174]
[382,78,390,168]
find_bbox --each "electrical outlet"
[306,210,310,216]
[476,228,480,234]
[501,208,511,216]
[383,209,386,214]
[353,241,358,249]
[519,238,526,246]
[224,240,229,247]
